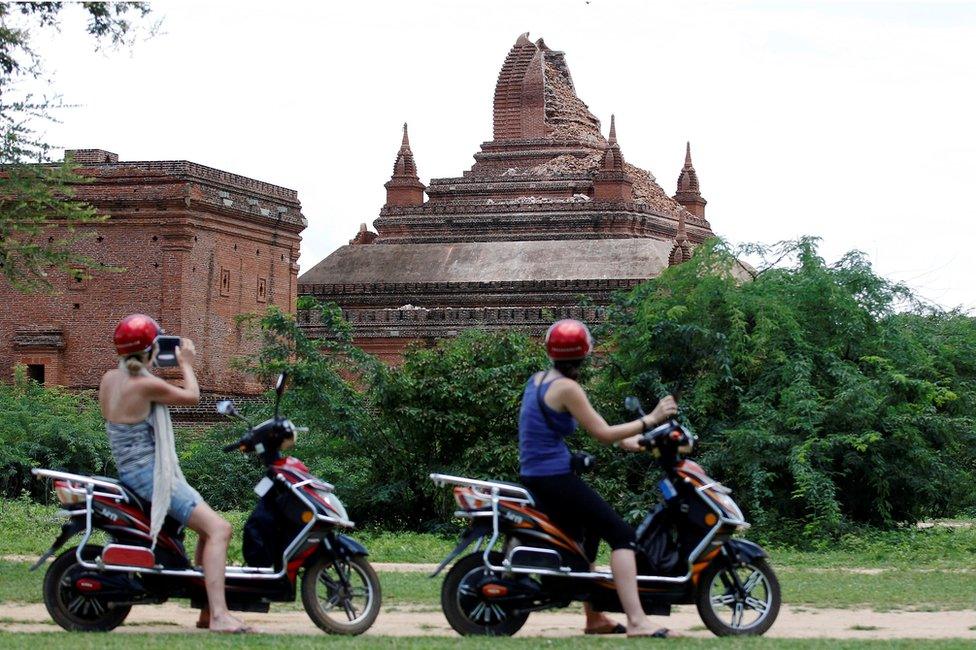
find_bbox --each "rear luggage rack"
[430,473,534,505]
[32,468,128,503]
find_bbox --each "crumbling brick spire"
[592,114,633,202]
[669,210,694,266]
[674,141,707,219]
[384,123,426,207]
[349,223,377,245]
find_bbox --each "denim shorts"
[119,462,202,525]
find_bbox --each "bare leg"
[194,533,210,628]
[186,502,248,632]
[611,549,665,636]
[583,563,620,631]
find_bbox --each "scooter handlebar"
[223,436,249,453]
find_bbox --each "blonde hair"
[120,353,149,375]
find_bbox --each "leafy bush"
[0,365,113,499]
[596,238,976,538]
[365,329,547,530]
[5,239,975,545]
[228,298,384,517]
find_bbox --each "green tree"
[596,237,976,540]
[368,329,547,530]
[218,298,383,513]
[0,364,112,499]
[0,2,153,292]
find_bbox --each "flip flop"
[584,622,626,635]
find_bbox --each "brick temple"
[0,149,305,409]
[299,34,714,362]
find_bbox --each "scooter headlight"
[317,489,350,523]
[708,487,746,523]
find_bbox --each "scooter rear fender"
[30,514,86,571]
[430,520,493,577]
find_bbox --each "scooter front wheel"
[301,555,381,635]
[43,545,132,632]
[441,551,529,637]
[695,557,781,636]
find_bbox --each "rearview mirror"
[275,372,287,394]
[624,396,643,414]
[216,400,237,417]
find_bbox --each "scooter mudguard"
[334,534,369,559]
[30,515,86,571]
[724,539,769,565]
[430,521,492,577]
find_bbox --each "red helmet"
[113,314,161,356]
[544,319,593,360]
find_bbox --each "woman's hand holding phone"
[175,338,196,367]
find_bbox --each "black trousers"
[521,472,636,563]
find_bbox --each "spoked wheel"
[441,551,529,637]
[301,555,381,635]
[43,545,132,632]
[696,558,781,636]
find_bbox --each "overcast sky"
[32,0,976,310]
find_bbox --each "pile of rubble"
[529,151,603,176]
[542,60,605,147]
[626,163,684,217]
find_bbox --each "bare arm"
[556,382,679,447]
[558,381,652,444]
[138,338,200,406]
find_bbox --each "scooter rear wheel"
[301,555,381,635]
[441,551,529,637]
[695,557,781,636]
[43,545,132,632]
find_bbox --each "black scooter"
[430,397,780,637]
[31,372,381,635]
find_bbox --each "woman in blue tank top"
[518,319,677,638]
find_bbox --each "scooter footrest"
[102,544,156,569]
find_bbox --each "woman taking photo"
[99,314,249,633]
[518,319,678,638]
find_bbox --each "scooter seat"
[92,475,186,537]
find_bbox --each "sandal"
[584,622,626,635]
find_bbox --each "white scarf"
[125,362,185,544]
[148,399,183,545]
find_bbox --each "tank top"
[518,372,577,477]
[106,409,155,472]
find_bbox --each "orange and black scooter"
[430,397,780,637]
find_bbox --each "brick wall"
[0,155,304,396]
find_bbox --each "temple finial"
[669,211,693,266]
[593,114,631,202]
[674,140,706,219]
[385,123,425,207]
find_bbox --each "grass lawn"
[1,634,975,649]
[3,500,976,615]
[4,500,976,568]
[3,556,976,611]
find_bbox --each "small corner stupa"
[299,34,717,361]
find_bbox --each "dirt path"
[2,602,975,639]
